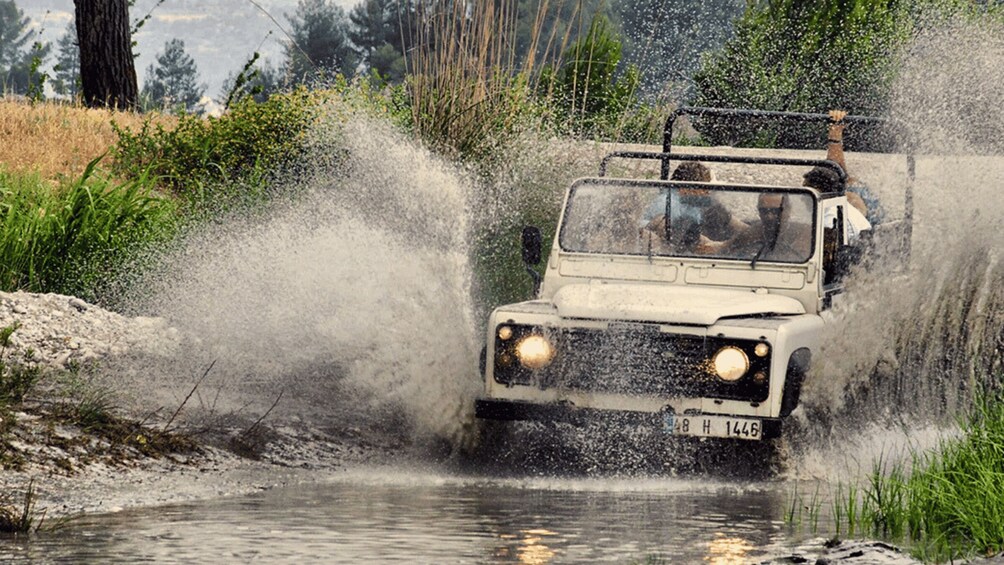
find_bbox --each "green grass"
[826,393,1004,561]
[0,159,177,303]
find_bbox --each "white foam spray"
[792,16,1004,480]
[119,110,484,449]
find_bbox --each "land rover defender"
[475,107,912,447]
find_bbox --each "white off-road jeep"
[476,107,912,448]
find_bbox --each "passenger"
[803,165,871,242]
[822,109,885,226]
[641,161,745,252]
[717,192,813,263]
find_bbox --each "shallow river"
[3,466,827,564]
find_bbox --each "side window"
[823,204,845,287]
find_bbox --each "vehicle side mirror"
[521,226,542,266]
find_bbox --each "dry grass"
[0,97,175,182]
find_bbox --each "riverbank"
[0,289,392,524]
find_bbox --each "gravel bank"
[0,290,379,518]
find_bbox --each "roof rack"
[597,106,915,258]
[598,151,848,192]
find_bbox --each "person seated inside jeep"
[714,192,814,263]
[803,165,872,242]
[640,161,746,253]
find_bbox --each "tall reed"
[406,0,586,160]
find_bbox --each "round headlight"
[713,346,749,382]
[515,335,555,369]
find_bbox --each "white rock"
[68,298,89,312]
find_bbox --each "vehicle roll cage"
[599,151,848,193]
[597,106,915,258]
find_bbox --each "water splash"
[120,111,483,449]
[109,18,1004,477]
[793,17,1004,474]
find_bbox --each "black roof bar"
[594,106,914,260]
[661,106,887,180]
[599,151,848,192]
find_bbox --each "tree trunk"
[74,0,138,110]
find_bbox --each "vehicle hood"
[551,283,805,326]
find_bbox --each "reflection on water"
[706,535,755,565]
[0,468,804,564]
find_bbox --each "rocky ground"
[0,290,386,520]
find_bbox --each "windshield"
[559,180,817,263]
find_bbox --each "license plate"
[663,414,762,441]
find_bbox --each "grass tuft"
[0,479,46,535]
[829,390,1004,561]
[0,160,177,303]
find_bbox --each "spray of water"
[791,16,1004,479]
[105,17,1004,479]
[115,110,485,451]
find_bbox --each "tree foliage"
[541,15,640,139]
[142,39,205,114]
[219,54,286,107]
[614,0,744,99]
[348,0,417,83]
[285,0,358,84]
[0,0,48,96]
[692,0,911,147]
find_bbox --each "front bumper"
[475,398,783,440]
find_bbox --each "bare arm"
[827,109,848,173]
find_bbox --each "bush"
[0,160,176,302]
[691,0,910,148]
[112,88,321,203]
[0,323,38,407]
[540,15,646,142]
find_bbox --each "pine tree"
[51,20,80,99]
[0,0,48,95]
[74,0,138,109]
[285,0,358,84]
[142,38,206,114]
[347,0,416,82]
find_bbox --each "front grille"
[493,325,770,402]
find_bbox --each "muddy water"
[5,469,814,563]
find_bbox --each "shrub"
[112,89,321,203]
[691,0,911,148]
[540,15,644,141]
[0,160,176,302]
[0,323,39,407]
